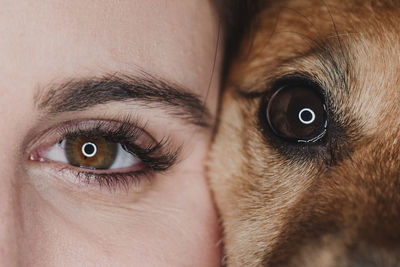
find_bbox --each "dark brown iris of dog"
[209,0,400,266]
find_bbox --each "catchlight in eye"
[81,142,97,158]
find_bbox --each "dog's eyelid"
[236,72,325,99]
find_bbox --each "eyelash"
[29,117,179,190]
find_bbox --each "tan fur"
[209,0,400,266]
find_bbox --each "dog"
[208,0,400,266]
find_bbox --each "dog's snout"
[349,251,398,267]
[288,235,400,267]
[349,251,400,267]
[266,139,400,266]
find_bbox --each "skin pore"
[0,0,221,266]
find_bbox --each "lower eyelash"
[57,165,153,192]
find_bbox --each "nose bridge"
[0,120,23,265]
[0,162,20,266]
[286,149,400,266]
[0,78,39,265]
[0,178,19,265]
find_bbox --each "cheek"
[19,138,220,266]
[208,95,246,207]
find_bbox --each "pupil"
[298,108,315,124]
[82,142,97,157]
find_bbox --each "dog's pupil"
[266,80,327,143]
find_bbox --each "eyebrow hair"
[35,73,212,128]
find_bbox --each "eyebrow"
[35,73,212,128]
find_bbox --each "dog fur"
[209,0,400,266]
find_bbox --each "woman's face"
[0,1,221,265]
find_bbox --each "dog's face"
[209,0,400,266]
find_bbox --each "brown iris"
[65,136,118,169]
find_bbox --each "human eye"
[27,118,178,190]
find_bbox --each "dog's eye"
[265,78,327,143]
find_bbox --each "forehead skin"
[0,0,219,110]
[210,0,400,265]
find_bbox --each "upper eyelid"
[59,119,147,142]
[25,118,143,151]
[28,119,150,154]
[236,72,319,99]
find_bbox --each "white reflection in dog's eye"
[298,108,316,125]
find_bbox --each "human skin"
[0,0,221,266]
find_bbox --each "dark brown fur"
[209,0,400,266]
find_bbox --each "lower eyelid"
[29,161,149,193]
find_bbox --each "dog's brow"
[307,41,351,92]
[237,38,352,99]
[34,73,212,128]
